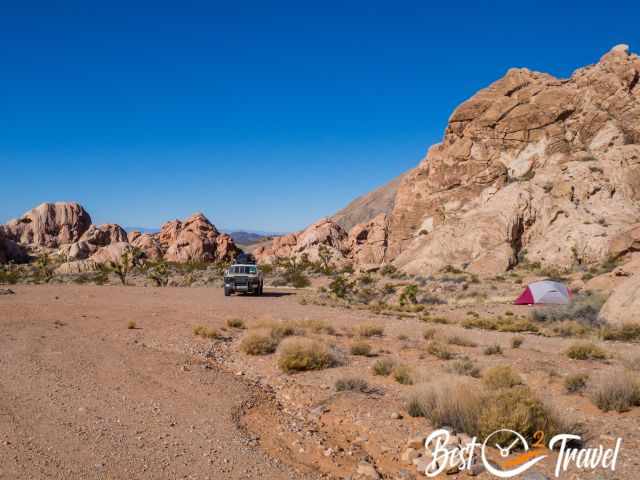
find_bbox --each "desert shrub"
[441,265,463,274]
[372,358,395,376]
[423,327,437,340]
[483,365,522,389]
[423,316,449,325]
[397,334,408,341]
[511,336,524,348]
[406,381,577,443]
[287,270,310,288]
[240,333,278,355]
[530,293,605,326]
[127,320,137,329]
[405,381,484,434]
[277,338,337,373]
[462,316,538,333]
[564,373,589,394]
[566,342,607,361]
[590,373,640,412]
[380,264,398,277]
[226,318,245,329]
[419,293,447,305]
[427,341,454,360]
[299,319,335,335]
[600,324,640,342]
[623,355,640,372]
[549,320,591,338]
[357,324,384,337]
[270,323,299,340]
[393,364,414,385]
[335,377,369,393]
[399,285,418,305]
[477,386,575,443]
[447,335,477,348]
[146,261,169,286]
[328,275,353,298]
[447,357,480,378]
[350,341,372,356]
[0,265,21,284]
[483,344,503,356]
[193,325,219,339]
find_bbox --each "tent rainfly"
[514,280,571,305]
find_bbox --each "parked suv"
[224,262,264,296]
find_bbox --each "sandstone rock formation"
[5,202,92,248]
[389,44,640,274]
[254,219,349,265]
[599,272,640,325]
[0,225,27,264]
[63,224,129,260]
[128,231,163,260]
[160,213,240,263]
[348,213,389,266]
[331,173,406,232]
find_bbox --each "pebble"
[390,412,403,420]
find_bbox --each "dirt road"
[0,285,306,480]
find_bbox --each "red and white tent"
[514,280,571,305]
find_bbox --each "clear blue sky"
[2,1,638,232]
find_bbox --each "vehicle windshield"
[231,266,257,274]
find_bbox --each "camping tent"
[514,280,571,305]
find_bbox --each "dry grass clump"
[483,365,523,390]
[405,381,577,443]
[564,373,589,394]
[462,316,538,333]
[427,341,454,360]
[483,344,503,355]
[240,333,278,355]
[565,342,607,361]
[277,338,337,373]
[393,364,414,385]
[447,356,480,378]
[299,319,336,335]
[589,373,640,412]
[623,355,640,371]
[372,358,395,376]
[530,293,605,326]
[547,320,591,338]
[423,327,437,340]
[127,320,137,329]
[447,335,477,348]
[600,323,640,342]
[335,377,369,393]
[350,341,372,356]
[226,318,245,329]
[511,336,524,348]
[270,323,300,340]
[193,325,219,339]
[357,324,384,337]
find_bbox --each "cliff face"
[388,44,640,274]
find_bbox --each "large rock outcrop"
[599,272,640,325]
[63,224,129,260]
[254,219,349,265]
[5,202,92,248]
[160,213,240,263]
[128,231,163,260]
[348,213,389,266]
[380,45,640,274]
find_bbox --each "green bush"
[564,373,589,394]
[350,341,372,356]
[566,342,607,361]
[427,341,454,360]
[240,333,278,355]
[372,358,394,376]
[277,338,337,373]
[393,364,414,385]
[483,365,523,389]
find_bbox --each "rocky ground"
[1,280,639,479]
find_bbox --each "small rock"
[401,447,421,464]
[356,462,381,479]
[406,435,426,449]
[0,289,15,295]
[467,462,485,476]
[391,412,402,420]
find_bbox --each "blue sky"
[2,1,638,232]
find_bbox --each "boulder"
[5,202,91,247]
[90,242,135,265]
[160,213,240,263]
[0,225,28,264]
[128,231,163,260]
[599,272,640,325]
[349,213,389,266]
[64,224,128,260]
